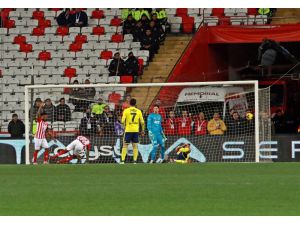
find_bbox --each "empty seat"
[32,27,45,36]
[38,50,51,61]
[74,34,87,44]
[100,50,113,60]
[111,33,123,43]
[69,42,82,52]
[32,10,45,20]
[120,75,133,83]
[176,8,188,17]
[64,67,77,78]
[110,17,122,26]
[5,20,16,28]
[92,26,105,35]
[182,16,194,33]
[91,9,105,19]
[56,26,69,36]
[13,35,26,44]
[38,19,52,28]
[20,43,33,53]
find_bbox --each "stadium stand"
[0,8,277,134]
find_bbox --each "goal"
[24,81,270,164]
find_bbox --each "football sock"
[51,150,68,159]
[33,150,38,163]
[58,156,73,164]
[44,149,49,162]
[121,147,127,162]
[133,147,138,162]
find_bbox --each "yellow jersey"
[122,106,145,133]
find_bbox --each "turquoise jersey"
[147,113,163,135]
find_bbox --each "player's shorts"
[177,152,188,160]
[124,132,139,144]
[149,132,164,146]
[66,140,85,157]
[34,138,49,150]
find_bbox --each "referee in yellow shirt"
[121,98,145,164]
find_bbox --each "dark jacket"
[79,115,98,136]
[132,26,144,42]
[43,104,55,122]
[108,58,126,76]
[123,19,136,34]
[125,56,139,76]
[56,10,72,26]
[8,120,25,138]
[99,111,116,135]
[55,104,71,122]
[69,11,88,27]
[227,118,247,135]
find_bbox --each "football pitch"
[0,163,300,216]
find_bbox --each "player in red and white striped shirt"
[50,136,91,164]
[33,102,53,165]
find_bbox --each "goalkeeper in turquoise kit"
[147,105,166,163]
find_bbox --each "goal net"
[24,81,270,164]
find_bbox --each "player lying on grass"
[50,136,91,164]
[147,105,166,163]
[169,143,192,164]
[32,100,55,165]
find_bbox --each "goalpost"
[24,81,270,164]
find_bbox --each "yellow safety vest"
[121,9,132,20]
[258,8,270,15]
[158,10,167,19]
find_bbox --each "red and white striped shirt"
[35,118,49,139]
[77,136,91,150]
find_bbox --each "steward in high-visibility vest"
[258,8,271,16]
[121,8,132,20]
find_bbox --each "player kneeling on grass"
[50,136,91,164]
[147,105,166,163]
[33,101,55,165]
[170,143,191,164]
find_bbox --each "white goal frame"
[24,81,260,164]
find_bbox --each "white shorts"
[67,140,85,157]
[34,138,49,150]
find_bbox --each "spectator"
[83,79,96,100]
[99,105,116,135]
[30,98,43,119]
[121,8,133,20]
[79,108,98,136]
[149,99,166,119]
[114,115,124,136]
[123,14,136,35]
[43,98,55,122]
[55,98,71,122]
[148,21,160,53]
[122,95,131,110]
[125,52,139,82]
[141,29,155,60]
[272,109,287,133]
[194,112,208,135]
[227,111,246,135]
[207,113,227,135]
[176,110,192,136]
[91,97,107,119]
[56,8,72,26]
[108,52,126,77]
[140,14,150,30]
[132,9,150,22]
[69,80,85,112]
[8,114,25,139]
[69,8,88,27]
[164,110,177,135]
[132,21,144,42]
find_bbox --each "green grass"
[0,163,300,215]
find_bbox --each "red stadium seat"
[64,67,77,78]
[248,8,258,15]
[182,16,194,33]
[111,34,124,43]
[75,34,87,44]
[91,9,105,19]
[212,8,225,17]
[38,19,51,28]
[120,75,133,84]
[4,19,15,29]
[56,26,69,36]
[108,92,121,105]
[92,26,105,35]
[32,10,45,20]
[50,8,63,11]
[38,51,51,61]
[13,35,26,45]
[219,16,230,26]
[20,43,33,53]
[100,50,113,60]
[138,58,144,75]
[110,18,122,27]
[69,42,82,52]
[32,27,45,36]
[176,8,188,17]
